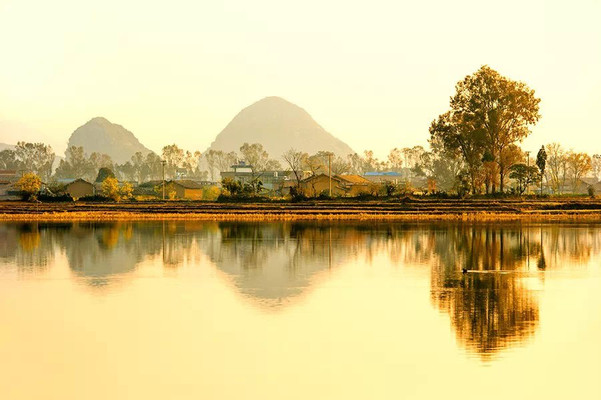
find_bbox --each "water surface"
[1,221,600,399]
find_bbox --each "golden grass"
[1,199,601,222]
[2,209,601,222]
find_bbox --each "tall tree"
[162,144,185,179]
[130,151,145,183]
[536,146,547,194]
[215,151,238,180]
[239,143,269,172]
[89,152,114,177]
[239,143,281,187]
[54,146,94,180]
[143,153,163,181]
[591,154,601,182]
[434,65,541,193]
[347,153,366,175]
[14,142,55,181]
[331,156,351,175]
[204,149,220,181]
[116,161,136,182]
[181,150,201,177]
[387,148,404,172]
[363,150,387,172]
[0,149,19,170]
[566,151,592,193]
[415,136,463,193]
[545,143,566,194]
[430,111,486,193]
[499,144,524,185]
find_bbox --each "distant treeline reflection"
[1,221,600,357]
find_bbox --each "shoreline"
[1,199,601,222]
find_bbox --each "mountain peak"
[87,116,111,125]
[207,97,354,158]
[67,118,152,163]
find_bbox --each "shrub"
[202,186,221,201]
[384,181,397,197]
[95,167,116,183]
[38,193,73,202]
[317,192,332,200]
[220,177,264,199]
[16,173,42,201]
[102,177,134,201]
[120,182,134,201]
[289,186,308,201]
[101,177,120,201]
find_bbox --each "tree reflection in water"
[424,223,601,359]
[1,221,600,357]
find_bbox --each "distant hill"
[67,117,152,163]
[206,97,355,158]
[0,143,15,151]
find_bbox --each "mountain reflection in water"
[1,221,599,359]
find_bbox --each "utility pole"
[161,160,167,200]
[328,152,332,197]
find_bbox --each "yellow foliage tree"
[101,176,120,201]
[119,182,134,201]
[16,172,42,200]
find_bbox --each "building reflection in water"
[1,221,600,357]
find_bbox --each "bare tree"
[332,156,351,175]
[215,151,238,180]
[545,143,566,194]
[347,153,366,175]
[591,154,601,182]
[283,148,308,186]
[566,150,592,193]
[388,148,404,172]
[15,142,55,181]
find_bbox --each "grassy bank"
[1,198,601,221]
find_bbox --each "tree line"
[2,65,600,196]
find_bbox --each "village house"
[134,180,210,199]
[168,180,205,200]
[300,174,371,197]
[569,177,601,195]
[543,177,601,195]
[220,161,295,194]
[134,180,163,197]
[363,171,402,184]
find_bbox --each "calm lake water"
[1,221,601,399]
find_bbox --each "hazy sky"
[0,0,600,158]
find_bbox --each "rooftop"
[171,180,205,189]
[364,171,401,176]
[338,174,370,184]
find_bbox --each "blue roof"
[364,171,401,176]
